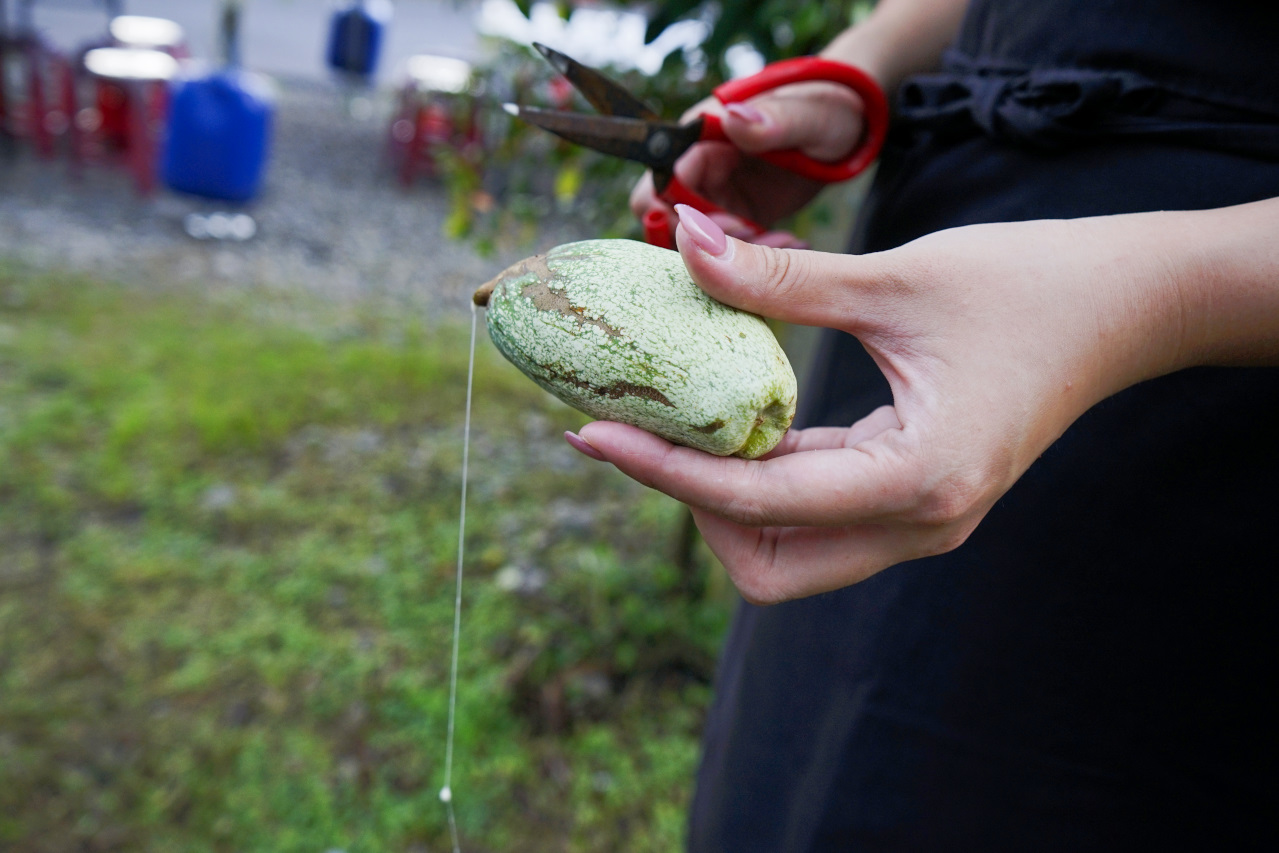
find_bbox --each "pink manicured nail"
[709,211,754,239]
[675,204,728,257]
[725,102,767,125]
[565,430,606,461]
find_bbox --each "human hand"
[629,80,870,247]
[569,205,1200,603]
[626,0,975,246]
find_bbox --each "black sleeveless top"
[686,2,1279,850]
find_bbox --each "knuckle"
[729,564,794,606]
[732,574,785,606]
[911,467,986,528]
[719,464,780,526]
[904,472,989,559]
[756,246,807,303]
[882,444,991,557]
[718,488,770,527]
[933,523,977,554]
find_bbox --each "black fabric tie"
[897,50,1279,158]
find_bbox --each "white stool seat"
[84,47,179,82]
[108,15,185,51]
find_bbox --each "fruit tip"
[472,277,496,307]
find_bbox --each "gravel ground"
[0,74,582,316]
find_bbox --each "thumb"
[673,205,877,329]
[719,83,866,162]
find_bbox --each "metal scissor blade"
[511,105,702,172]
[532,42,660,121]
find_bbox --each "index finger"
[761,405,901,459]
[576,420,919,528]
[629,170,668,223]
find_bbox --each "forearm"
[820,0,970,94]
[1057,196,1279,417]
[1162,197,1279,368]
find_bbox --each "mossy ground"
[0,262,734,853]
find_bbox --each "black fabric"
[686,2,1279,851]
[953,0,1279,116]
[897,50,1279,159]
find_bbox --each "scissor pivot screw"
[647,132,671,159]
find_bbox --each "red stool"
[79,46,177,194]
[84,15,187,153]
[0,30,75,157]
[388,54,481,185]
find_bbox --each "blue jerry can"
[326,0,393,77]
[161,70,274,202]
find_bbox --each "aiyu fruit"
[474,239,796,458]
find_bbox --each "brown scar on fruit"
[473,253,599,310]
[474,254,549,306]
[522,280,623,338]
[602,380,673,406]
[693,419,725,434]
[473,257,528,307]
[541,364,674,407]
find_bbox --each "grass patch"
[0,263,733,852]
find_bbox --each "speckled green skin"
[482,239,797,458]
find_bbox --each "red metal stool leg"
[398,114,416,186]
[0,39,9,138]
[126,79,152,194]
[27,41,53,157]
[59,52,82,175]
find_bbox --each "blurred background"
[1,2,869,850]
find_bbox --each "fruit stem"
[472,277,495,307]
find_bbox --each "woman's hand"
[568,201,1279,603]
[629,0,973,244]
[629,81,868,246]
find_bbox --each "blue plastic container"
[326,1,392,77]
[161,70,274,202]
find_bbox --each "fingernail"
[565,430,606,461]
[675,204,728,257]
[725,102,767,126]
[709,211,754,239]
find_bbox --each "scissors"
[507,42,889,249]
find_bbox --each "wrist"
[1166,199,1279,368]
[1080,199,1279,402]
[820,0,969,95]
[820,27,897,93]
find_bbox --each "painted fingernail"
[725,102,767,126]
[675,204,728,257]
[709,211,754,239]
[565,430,606,461]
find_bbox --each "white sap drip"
[441,302,478,853]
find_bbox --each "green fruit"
[474,239,796,458]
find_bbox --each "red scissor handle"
[706,57,889,182]
[645,58,888,248]
[649,177,767,248]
